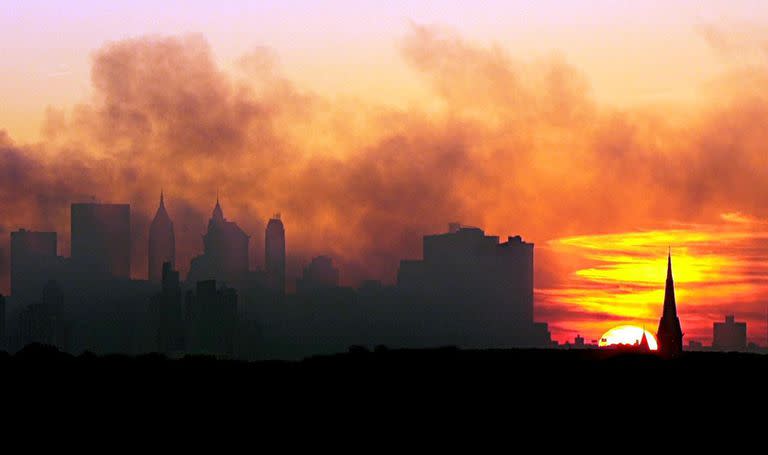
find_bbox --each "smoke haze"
[3,24,768,342]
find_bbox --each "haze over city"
[3,1,768,347]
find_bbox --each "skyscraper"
[10,229,58,301]
[396,224,549,347]
[657,252,683,357]
[150,261,183,353]
[187,198,249,286]
[398,225,535,323]
[148,192,175,283]
[71,203,131,279]
[265,215,285,295]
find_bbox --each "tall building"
[656,252,683,357]
[296,255,339,294]
[71,203,131,279]
[265,215,285,295]
[398,225,534,322]
[187,198,249,286]
[397,224,548,346]
[150,261,183,353]
[10,229,58,301]
[148,192,175,283]
[713,315,747,351]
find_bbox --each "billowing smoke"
[3,24,768,301]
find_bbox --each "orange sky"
[2,2,768,345]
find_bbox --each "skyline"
[4,192,767,347]
[4,2,768,346]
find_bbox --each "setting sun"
[599,325,658,350]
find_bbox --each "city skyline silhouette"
[3,2,768,356]
[2,191,764,359]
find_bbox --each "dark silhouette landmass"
[4,343,766,403]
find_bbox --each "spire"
[152,190,170,222]
[667,246,672,279]
[212,193,224,223]
[657,249,683,356]
[664,250,676,317]
[639,328,650,352]
[149,190,175,283]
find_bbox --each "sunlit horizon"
[539,217,768,346]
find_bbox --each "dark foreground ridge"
[5,344,765,425]
[6,343,767,387]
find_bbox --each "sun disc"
[599,325,658,350]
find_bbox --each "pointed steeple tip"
[212,192,224,221]
[159,188,165,208]
[666,248,674,281]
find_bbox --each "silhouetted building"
[265,215,285,295]
[0,293,5,350]
[10,229,58,301]
[71,203,130,279]
[638,330,650,352]
[297,255,339,294]
[150,262,183,353]
[18,280,68,350]
[575,334,585,347]
[713,315,747,351]
[397,224,547,346]
[398,225,534,319]
[187,199,250,287]
[656,252,683,357]
[185,280,237,355]
[148,192,175,283]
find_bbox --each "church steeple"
[663,249,676,317]
[638,329,650,352]
[657,249,683,357]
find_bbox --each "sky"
[2,1,768,345]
